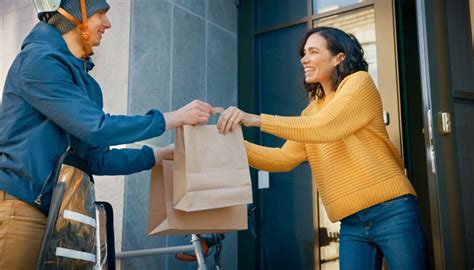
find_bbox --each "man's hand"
[154,143,174,165]
[163,100,214,130]
[216,106,260,134]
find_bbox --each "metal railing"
[115,234,207,270]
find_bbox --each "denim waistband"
[385,194,416,202]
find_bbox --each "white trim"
[64,210,96,228]
[55,247,96,263]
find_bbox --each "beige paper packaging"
[173,125,252,212]
[148,160,247,236]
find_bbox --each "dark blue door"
[254,1,315,267]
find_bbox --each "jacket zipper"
[35,156,60,206]
[35,169,53,205]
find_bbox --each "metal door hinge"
[427,109,436,174]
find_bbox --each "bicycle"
[175,234,226,270]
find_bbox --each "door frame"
[374,0,404,154]
[415,0,468,268]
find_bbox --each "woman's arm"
[245,140,307,172]
[218,72,380,144]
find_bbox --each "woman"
[217,27,427,269]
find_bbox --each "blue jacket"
[0,22,166,213]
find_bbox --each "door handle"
[438,112,452,135]
[383,111,390,125]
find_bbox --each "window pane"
[257,24,315,269]
[255,0,307,30]
[313,0,368,14]
[314,8,378,86]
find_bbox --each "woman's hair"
[298,26,368,99]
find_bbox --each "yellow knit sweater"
[245,71,416,222]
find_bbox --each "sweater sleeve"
[18,53,166,147]
[245,140,307,172]
[260,72,380,143]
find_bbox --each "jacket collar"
[22,22,95,71]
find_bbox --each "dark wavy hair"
[299,27,368,99]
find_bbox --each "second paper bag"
[148,160,247,236]
[174,125,252,212]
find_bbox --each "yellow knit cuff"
[260,114,278,135]
[244,140,251,150]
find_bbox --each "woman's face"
[300,33,343,85]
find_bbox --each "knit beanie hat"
[47,0,110,34]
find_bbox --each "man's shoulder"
[21,42,64,64]
[19,43,76,77]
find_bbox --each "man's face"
[87,11,111,46]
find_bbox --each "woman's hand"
[216,106,260,134]
[154,143,174,165]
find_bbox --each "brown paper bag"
[173,125,252,212]
[148,160,247,236]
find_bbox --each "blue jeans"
[339,195,427,270]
